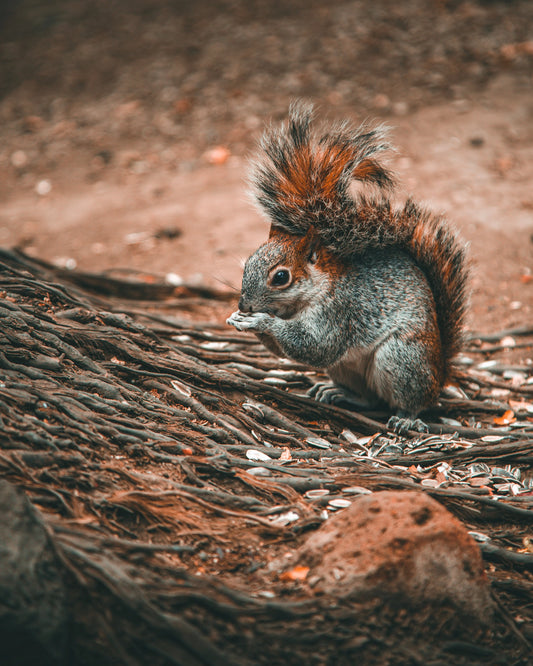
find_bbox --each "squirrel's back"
[251,101,469,378]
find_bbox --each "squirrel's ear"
[302,226,320,263]
[269,224,287,241]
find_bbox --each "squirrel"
[227,101,469,435]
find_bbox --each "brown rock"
[290,490,492,620]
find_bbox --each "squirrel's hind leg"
[369,330,441,436]
[387,412,429,436]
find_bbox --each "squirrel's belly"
[327,346,379,401]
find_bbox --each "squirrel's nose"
[238,297,253,313]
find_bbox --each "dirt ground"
[0,0,532,343]
[1,4,533,663]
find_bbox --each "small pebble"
[204,146,230,165]
[392,101,409,116]
[165,273,184,286]
[469,136,485,148]
[372,93,391,110]
[499,336,516,348]
[35,179,52,196]
[11,150,28,168]
[53,257,77,270]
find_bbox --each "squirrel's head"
[238,227,342,319]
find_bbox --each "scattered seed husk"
[341,486,372,495]
[200,341,229,350]
[269,511,299,526]
[242,401,265,418]
[328,498,352,509]
[246,466,272,477]
[468,531,491,543]
[263,377,288,386]
[246,449,272,462]
[305,489,330,499]
[170,379,192,397]
[440,417,463,426]
[420,478,440,488]
[306,437,331,449]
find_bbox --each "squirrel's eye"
[270,268,291,287]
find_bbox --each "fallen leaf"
[493,157,513,176]
[279,447,292,461]
[173,97,193,114]
[204,146,230,165]
[280,566,310,582]
[493,410,515,426]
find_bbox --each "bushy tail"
[251,101,469,371]
[251,100,394,234]
[395,201,469,372]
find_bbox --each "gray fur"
[228,248,441,417]
[228,104,470,433]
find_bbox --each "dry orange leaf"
[280,447,292,461]
[493,410,515,426]
[436,471,447,485]
[205,146,230,165]
[280,566,310,582]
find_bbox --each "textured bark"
[0,248,531,665]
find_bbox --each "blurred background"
[0,0,532,331]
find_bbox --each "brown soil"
[0,2,533,663]
[1,0,532,342]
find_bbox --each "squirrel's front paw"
[308,382,373,409]
[226,310,270,332]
